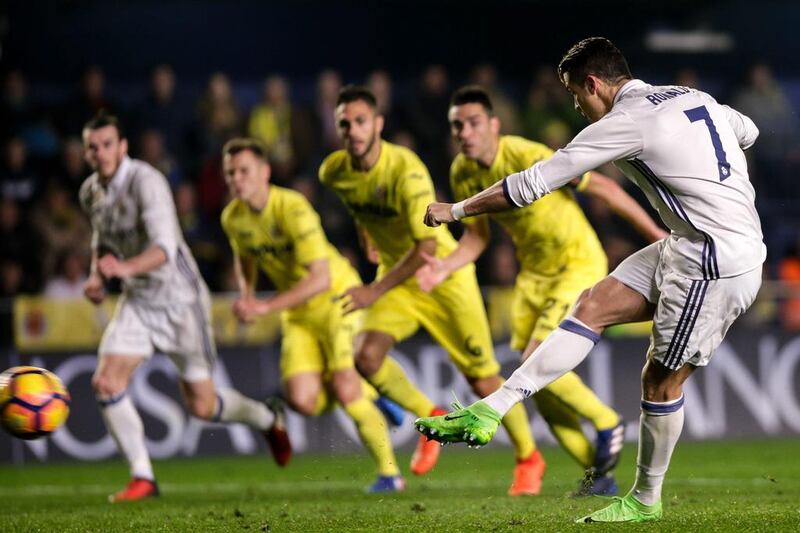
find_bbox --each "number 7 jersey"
[504,79,766,281]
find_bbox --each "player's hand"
[232,297,270,323]
[83,274,106,304]
[414,252,450,293]
[97,254,133,279]
[424,202,455,227]
[338,285,379,315]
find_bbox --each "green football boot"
[576,494,663,523]
[414,399,502,447]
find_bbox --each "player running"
[415,85,667,495]
[417,37,763,523]
[220,138,404,493]
[320,85,541,495]
[80,113,291,503]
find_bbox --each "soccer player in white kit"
[80,112,291,502]
[416,37,765,523]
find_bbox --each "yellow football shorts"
[361,265,499,379]
[510,264,606,351]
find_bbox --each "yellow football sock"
[534,389,593,468]
[367,358,434,417]
[501,402,536,461]
[543,371,620,430]
[361,380,379,401]
[343,397,400,476]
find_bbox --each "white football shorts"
[98,292,217,382]
[610,240,762,370]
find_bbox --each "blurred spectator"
[0,70,59,160]
[732,63,799,197]
[1,137,41,206]
[194,72,243,158]
[778,245,800,331]
[0,196,40,293]
[43,251,88,299]
[174,181,224,289]
[312,69,344,159]
[540,120,571,150]
[30,183,92,280]
[405,64,451,185]
[138,128,183,188]
[470,63,522,135]
[58,66,121,138]
[521,84,565,142]
[248,76,296,182]
[52,137,90,198]
[132,64,190,160]
[533,65,585,134]
[366,70,407,139]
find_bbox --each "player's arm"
[233,258,332,322]
[83,247,106,304]
[341,237,436,315]
[356,222,380,265]
[416,217,490,292]
[579,171,668,243]
[721,105,759,150]
[425,111,643,227]
[96,246,168,279]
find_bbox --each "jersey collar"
[612,79,647,107]
[106,156,133,195]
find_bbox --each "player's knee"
[187,397,216,420]
[354,349,383,377]
[288,393,317,416]
[572,289,602,323]
[92,374,126,399]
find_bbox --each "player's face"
[449,103,499,161]
[223,150,270,202]
[335,100,384,158]
[83,125,128,180]
[563,73,605,123]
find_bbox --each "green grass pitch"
[1,439,799,531]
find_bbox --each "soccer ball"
[0,366,71,440]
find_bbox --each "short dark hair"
[557,37,632,86]
[83,110,125,139]
[222,137,269,162]
[450,85,494,114]
[336,84,377,109]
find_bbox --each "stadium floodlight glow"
[645,30,734,53]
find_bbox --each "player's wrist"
[451,201,467,221]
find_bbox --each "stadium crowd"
[1,63,799,327]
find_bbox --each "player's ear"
[490,116,501,135]
[375,114,385,136]
[119,138,129,155]
[263,161,272,183]
[585,75,599,95]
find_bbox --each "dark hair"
[83,110,125,139]
[222,137,269,162]
[336,84,377,109]
[450,85,494,114]
[557,37,632,86]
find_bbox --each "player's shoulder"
[501,135,552,161]
[319,150,349,183]
[220,198,246,229]
[128,158,170,195]
[616,79,711,114]
[273,185,312,212]
[383,142,430,183]
[78,173,99,208]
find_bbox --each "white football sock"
[214,388,275,431]
[631,395,685,506]
[484,316,599,416]
[98,393,154,481]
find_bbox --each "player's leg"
[330,368,404,491]
[357,285,445,475]
[93,299,158,502]
[416,242,662,444]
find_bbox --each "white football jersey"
[504,79,766,280]
[79,156,207,304]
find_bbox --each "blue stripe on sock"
[213,393,224,422]
[558,319,601,344]
[642,395,684,414]
[96,391,126,407]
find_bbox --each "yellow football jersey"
[450,135,606,277]
[221,185,358,318]
[319,141,457,277]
